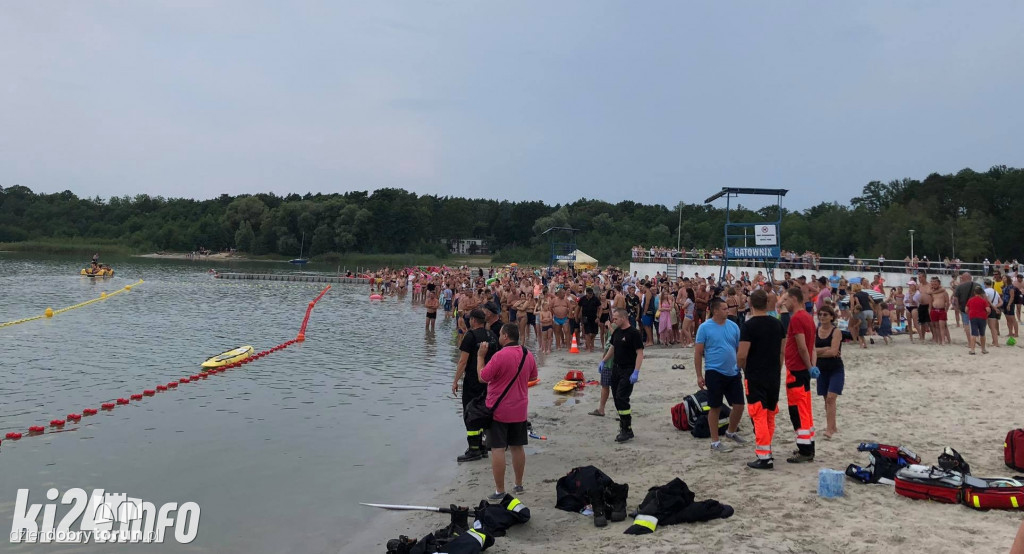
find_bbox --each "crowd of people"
[631,246,825,270]
[365,259,1023,495]
[631,245,1022,277]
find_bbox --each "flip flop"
[588,409,605,417]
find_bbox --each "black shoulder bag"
[464,346,527,430]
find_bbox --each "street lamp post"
[909,229,915,261]
[676,202,682,253]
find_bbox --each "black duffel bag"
[464,347,527,430]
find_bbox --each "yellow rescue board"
[201,345,254,369]
[553,379,578,393]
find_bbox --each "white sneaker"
[725,431,748,444]
[710,441,733,453]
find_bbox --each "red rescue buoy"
[117,398,129,405]
[199,373,208,379]
[5,432,22,440]
[83,408,98,416]
[180,377,190,383]
[189,375,200,381]
[156,385,167,391]
[144,389,156,396]
[28,426,45,433]
[67,413,81,421]
[130,394,143,400]
[101,403,115,410]
[167,382,178,388]
[50,419,65,427]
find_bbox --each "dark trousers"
[610,367,635,429]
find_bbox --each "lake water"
[0,254,468,553]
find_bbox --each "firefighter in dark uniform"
[452,309,498,462]
[599,308,645,442]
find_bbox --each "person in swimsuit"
[890,286,905,330]
[725,287,740,325]
[929,277,950,345]
[424,288,439,331]
[513,292,529,344]
[539,300,554,354]
[549,288,570,350]
[814,305,844,439]
[916,281,932,342]
[681,288,696,347]
[904,282,918,340]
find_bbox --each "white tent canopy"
[556,249,598,266]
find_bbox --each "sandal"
[588,409,605,417]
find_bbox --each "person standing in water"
[425,288,439,331]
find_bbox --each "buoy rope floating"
[0,279,145,328]
[0,286,330,448]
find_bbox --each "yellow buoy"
[100,292,107,298]
[124,285,132,291]
[45,308,54,318]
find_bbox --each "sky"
[2,1,1023,209]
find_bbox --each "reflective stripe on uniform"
[467,429,483,436]
[633,514,658,531]
[507,498,524,513]
[467,529,487,546]
[617,409,631,416]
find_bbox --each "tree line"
[1,165,1022,265]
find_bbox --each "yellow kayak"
[201,345,254,369]
[553,380,578,393]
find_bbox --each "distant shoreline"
[135,252,259,261]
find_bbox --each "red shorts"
[930,309,948,321]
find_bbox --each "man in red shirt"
[478,323,538,500]
[784,287,817,463]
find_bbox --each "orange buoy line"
[0,286,331,448]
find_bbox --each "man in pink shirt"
[478,323,538,500]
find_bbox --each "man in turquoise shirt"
[695,298,747,453]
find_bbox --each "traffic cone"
[569,333,580,354]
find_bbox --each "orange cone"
[569,332,580,354]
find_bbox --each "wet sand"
[367,325,1023,553]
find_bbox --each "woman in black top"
[814,305,844,439]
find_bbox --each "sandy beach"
[367,325,1023,553]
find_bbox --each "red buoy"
[144,389,156,396]
[28,426,45,433]
[167,382,179,388]
[101,403,115,410]
[117,398,129,405]
[189,375,200,381]
[83,408,98,416]
[156,385,167,391]
[5,432,22,440]
[50,419,65,427]
[130,394,143,401]
[67,413,81,421]
[198,373,208,379]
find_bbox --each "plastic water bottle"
[818,468,845,498]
